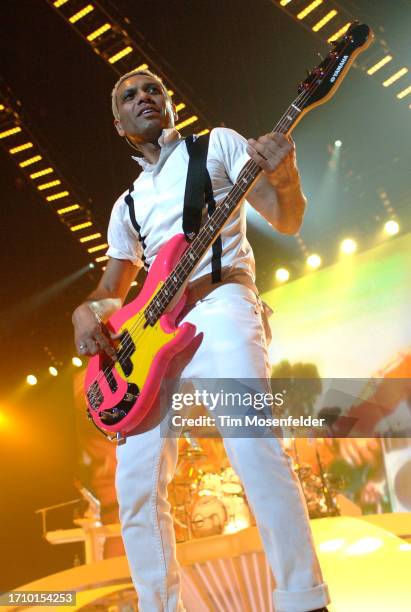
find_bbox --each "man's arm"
[72,257,139,360]
[246,133,306,235]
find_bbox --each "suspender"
[124,187,148,271]
[184,134,222,283]
[125,133,222,283]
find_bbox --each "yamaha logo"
[330,55,349,83]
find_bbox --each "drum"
[197,472,222,497]
[221,467,243,495]
[190,495,227,538]
[222,495,251,534]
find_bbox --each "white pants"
[116,284,330,612]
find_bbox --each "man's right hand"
[72,303,119,361]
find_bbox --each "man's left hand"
[246,133,298,189]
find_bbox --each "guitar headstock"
[297,22,373,110]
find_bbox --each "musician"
[72,69,330,612]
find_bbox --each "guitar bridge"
[99,383,140,426]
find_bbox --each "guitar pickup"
[103,362,118,392]
[118,330,135,377]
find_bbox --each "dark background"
[0,0,409,590]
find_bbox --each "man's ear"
[114,118,125,137]
[172,102,178,123]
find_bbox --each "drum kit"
[169,436,342,542]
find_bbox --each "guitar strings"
[87,38,353,404]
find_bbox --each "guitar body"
[85,234,196,434]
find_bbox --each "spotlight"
[340,238,357,255]
[49,366,58,377]
[307,254,322,269]
[88,263,95,269]
[334,140,342,148]
[384,220,399,236]
[26,374,37,386]
[275,268,290,283]
[72,357,83,367]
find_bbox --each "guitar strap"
[184,134,222,283]
[125,134,222,283]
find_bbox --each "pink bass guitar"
[85,23,372,437]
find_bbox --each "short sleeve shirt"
[106,127,276,284]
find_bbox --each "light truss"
[0,84,107,265]
[271,0,410,109]
[46,0,211,134]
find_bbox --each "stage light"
[384,220,399,236]
[175,103,186,112]
[29,167,54,179]
[275,268,290,283]
[87,243,108,253]
[87,23,111,41]
[197,129,210,136]
[72,357,83,367]
[334,139,342,147]
[280,0,293,5]
[49,366,58,377]
[297,0,323,21]
[19,155,42,167]
[70,221,92,231]
[340,238,357,254]
[0,104,4,111]
[26,374,37,386]
[57,204,80,214]
[69,5,94,24]
[108,46,133,64]
[54,0,70,6]
[80,232,102,242]
[10,142,33,154]
[133,63,149,72]
[346,537,383,556]
[46,191,69,201]
[319,538,345,553]
[0,126,22,139]
[397,85,411,99]
[37,179,62,191]
[383,68,408,87]
[328,22,351,43]
[307,254,322,269]
[88,262,95,269]
[95,255,109,262]
[312,10,337,32]
[175,115,198,130]
[366,55,393,76]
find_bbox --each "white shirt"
[106,127,278,284]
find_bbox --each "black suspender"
[184,134,222,283]
[124,187,148,271]
[125,133,222,283]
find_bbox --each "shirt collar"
[131,128,181,171]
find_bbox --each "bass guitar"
[85,22,373,437]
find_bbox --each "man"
[72,69,330,612]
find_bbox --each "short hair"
[111,68,172,121]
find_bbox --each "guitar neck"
[144,97,304,326]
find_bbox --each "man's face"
[114,75,175,143]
